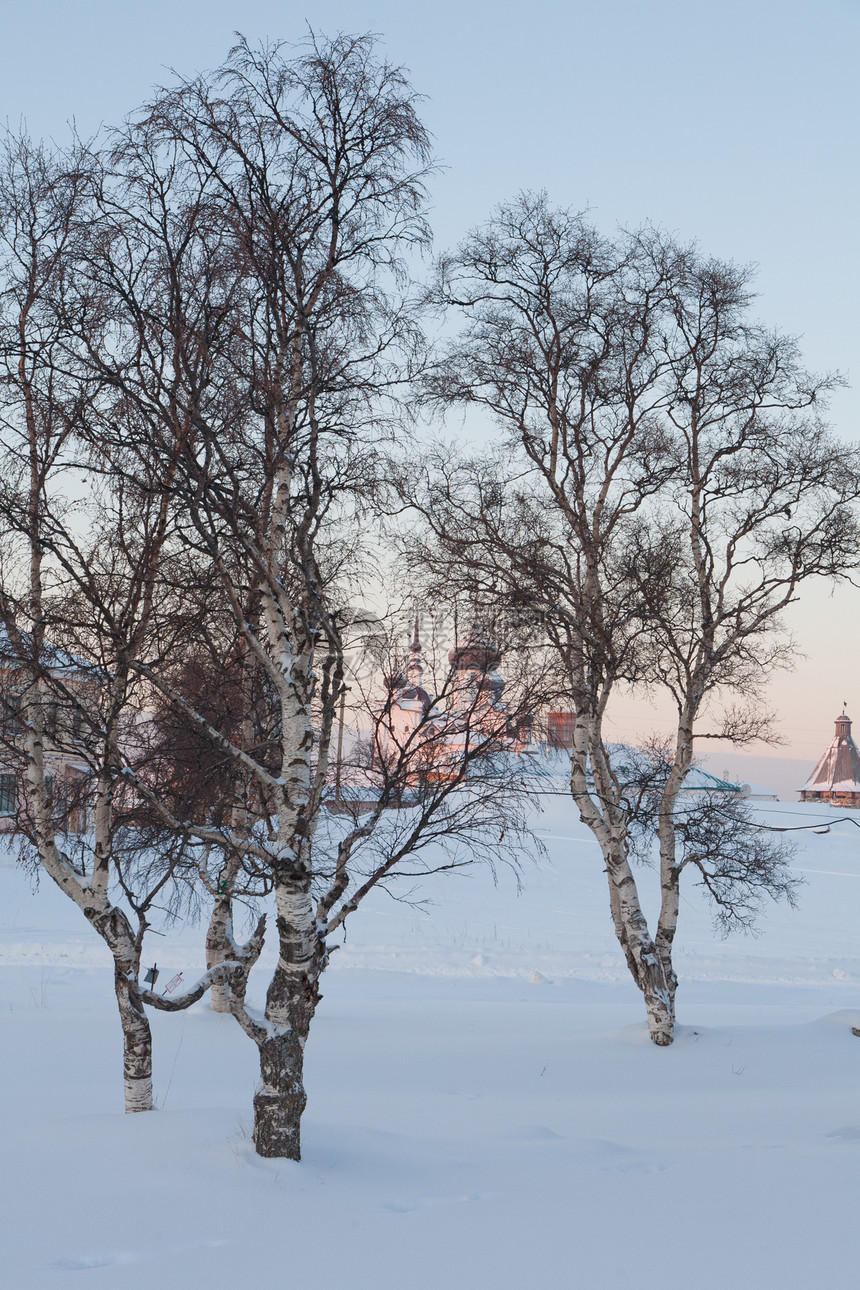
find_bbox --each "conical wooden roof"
[802,714,860,793]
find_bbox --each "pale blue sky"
[2,0,858,760]
[3,0,857,426]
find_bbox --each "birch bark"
[570,700,676,1044]
[234,882,323,1159]
[205,884,266,1013]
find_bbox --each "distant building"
[739,781,779,802]
[0,627,95,834]
[383,618,434,755]
[380,620,531,788]
[546,712,576,749]
[800,711,860,808]
[678,767,743,797]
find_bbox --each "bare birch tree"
[625,250,860,1032]
[47,35,542,1160]
[0,130,246,1113]
[410,193,860,1044]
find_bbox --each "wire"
[527,786,860,835]
[160,1011,187,1110]
[708,805,860,834]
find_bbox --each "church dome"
[448,626,502,673]
[400,683,431,708]
[385,668,430,711]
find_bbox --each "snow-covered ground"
[2,796,859,1289]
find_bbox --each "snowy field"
[2,795,860,1289]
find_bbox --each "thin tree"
[410,193,860,1043]
[0,130,242,1112]
[627,248,860,1035]
[61,35,541,1160]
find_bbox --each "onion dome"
[386,671,430,709]
[399,681,431,707]
[387,617,431,710]
[448,626,502,673]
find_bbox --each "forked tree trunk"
[641,972,675,1047]
[207,894,237,1014]
[206,895,266,1013]
[574,712,679,1047]
[114,968,154,1112]
[613,910,676,1045]
[246,881,323,1160]
[604,851,677,1046]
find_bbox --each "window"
[1,694,21,739]
[70,704,85,739]
[0,773,16,815]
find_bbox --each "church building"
[382,620,522,782]
[800,710,860,808]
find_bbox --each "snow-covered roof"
[0,626,99,682]
[738,781,779,801]
[801,714,860,793]
[521,747,743,794]
[679,766,743,794]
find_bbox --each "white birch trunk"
[25,740,157,1109]
[205,891,266,1013]
[570,698,676,1045]
[653,711,695,1022]
[115,965,155,1112]
[252,882,322,1159]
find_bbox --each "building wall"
[800,790,860,808]
[547,712,576,750]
